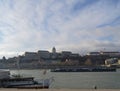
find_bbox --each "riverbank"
[0,89,120,91]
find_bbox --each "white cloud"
[0,0,120,58]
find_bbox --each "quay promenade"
[0,89,120,91]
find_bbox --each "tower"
[52,47,56,54]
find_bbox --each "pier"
[0,89,119,91]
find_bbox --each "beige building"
[118,60,120,64]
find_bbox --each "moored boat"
[0,70,51,89]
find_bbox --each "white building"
[105,58,118,65]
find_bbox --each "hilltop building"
[61,51,72,57]
[87,51,120,57]
[22,52,39,61]
[38,50,50,59]
[18,47,80,63]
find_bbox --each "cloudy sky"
[0,0,120,58]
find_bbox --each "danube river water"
[10,69,120,89]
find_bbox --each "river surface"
[10,69,120,89]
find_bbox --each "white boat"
[0,70,52,89]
